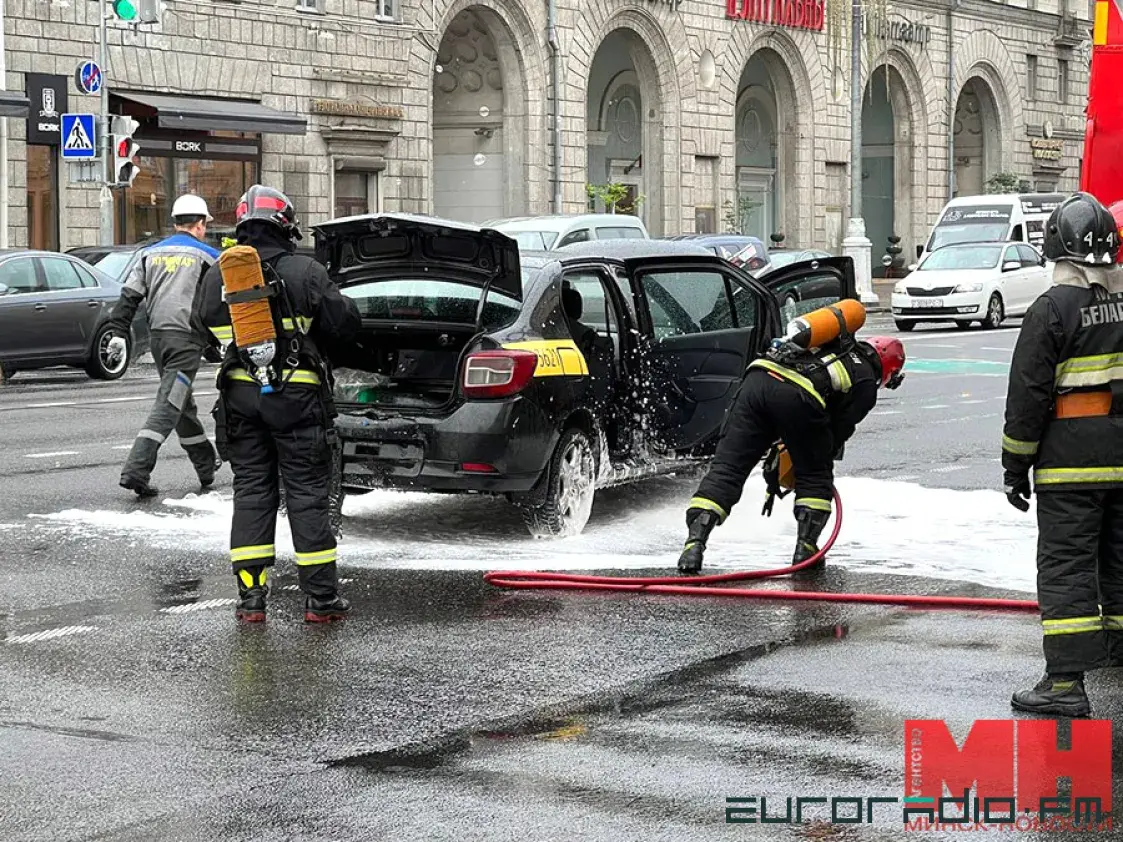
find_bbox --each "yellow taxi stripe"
[502,340,589,377]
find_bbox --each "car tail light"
[461,350,538,399]
[459,462,497,473]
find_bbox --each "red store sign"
[725,0,825,31]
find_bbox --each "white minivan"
[486,214,649,252]
[919,193,1066,261]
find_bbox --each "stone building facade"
[4,0,1095,264]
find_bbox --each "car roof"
[544,239,713,261]
[488,214,647,233]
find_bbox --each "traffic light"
[137,0,160,24]
[111,0,137,21]
[111,115,141,187]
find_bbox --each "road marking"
[932,465,970,473]
[159,598,238,615]
[981,347,1012,352]
[90,396,149,404]
[959,399,986,405]
[871,410,901,416]
[25,451,79,459]
[24,401,78,409]
[922,404,950,409]
[906,343,959,349]
[112,445,132,450]
[5,625,97,644]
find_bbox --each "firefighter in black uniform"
[678,313,905,575]
[1003,192,1123,717]
[192,185,361,624]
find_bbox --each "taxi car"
[312,214,857,537]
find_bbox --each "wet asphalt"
[2,315,1122,841]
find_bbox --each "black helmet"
[1043,192,1117,264]
[234,185,302,241]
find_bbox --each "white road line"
[25,451,80,459]
[112,445,132,450]
[931,465,970,473]
[981,347,1012,352]
[959,399,986,405]
[5,625,97,644]
[906,344,959,349]
[24,401,77,409]
[871,410,901,416]
[159,598,238,615]
[922,404,950,409]
[90,396,149,404]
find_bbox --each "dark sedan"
[0,250,150,381]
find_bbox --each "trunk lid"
[311,213,523,301]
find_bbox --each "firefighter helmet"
[235,185,302,241]
[864,335,905,390]
[1043,192,1118,264]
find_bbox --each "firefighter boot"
[235,566,268,623]
[678,509,720,575]
[1011,673,1091,718]
[299,562,351,623]
[792,506,831,573]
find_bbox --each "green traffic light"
[112,0,137,20]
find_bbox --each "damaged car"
[312,214,856,537]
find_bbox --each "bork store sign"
[25,73,69,146]
[726,0,825,30]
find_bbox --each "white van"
[486,213,649,252]
[919,193,1066,261]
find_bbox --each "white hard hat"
[171,194,213,222]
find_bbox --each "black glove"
[1004,472,1031,512]
[203,345,223,364]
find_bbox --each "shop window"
[116,156,258,245]
[27,145,59,251]
[334,171,379,218]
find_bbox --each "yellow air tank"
[219,246,276,350]
[783,299,866,349]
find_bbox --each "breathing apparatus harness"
[218,246,308,395]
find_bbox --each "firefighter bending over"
[678,300,905,575]
[1003,192,1123,717]
[192,186,361,623]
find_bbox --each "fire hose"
[484,489,1041,613]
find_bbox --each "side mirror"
[0,283,8,295]
[907,263,918,272]
[1002,260,1021,272]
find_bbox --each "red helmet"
[1110,202,1123,264]
[864,335,905,390]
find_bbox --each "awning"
[114,92,306,135]
[0,91,30,118]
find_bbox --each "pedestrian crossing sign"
[61,113,96,160]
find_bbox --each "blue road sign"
[61,113,96,160]
[75,61,103,95]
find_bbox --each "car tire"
[981,293,1004,330]
[894,320,915,332]
[518,427,597,538]
[86,324,131,380]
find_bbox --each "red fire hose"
[485,490,1041,613]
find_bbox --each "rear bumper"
[335,397,557,494]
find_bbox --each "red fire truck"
[1082,1,1123,216]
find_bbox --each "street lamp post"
[841,0,879,305]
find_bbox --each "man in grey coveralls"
[107,194,222,498]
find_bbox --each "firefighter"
[191,185,361,624]
[1004,192,1123,717]
[109,194,222,498]
[677,303,905,575]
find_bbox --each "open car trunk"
[311,213,524,413]
[330,324,480,411]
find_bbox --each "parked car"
[890,241,1050,331]
[0,250,150,380]
[311,214,857,537]
[486,213,648,251]
[665,234,771,273]
[763,247,834,273]
[67,244,148,281]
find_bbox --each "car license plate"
[912,298,944,308]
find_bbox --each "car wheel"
[518,428,597,538]
[955,321,973,330]
[86,324,130,380]
[894,320,915,332]
[981,294,1004,330]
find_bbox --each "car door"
[760,255,857,326]
[996,244,1029,311]
[1016,244,1049,310]
[37,255,99,358]
[0,255,48,363]
[623,258,765,452]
